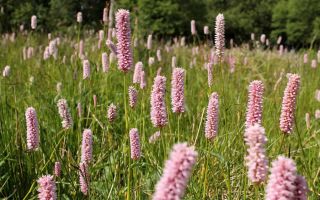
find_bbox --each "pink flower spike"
[140,71,146,89]
[115,9,133,72]
[57,99,73,129]
[171,68,185,113]
[83,59,90,80]
[153,143,198,200]
[37,175,57,200]
[107,103,117,122]
[215,13,225,60]
[101,52,109,73]
[128,86,138,108]
[79,162,89,195]
[129,128,141,160]
[81,129,93,163]
[149,131,161,144]
[133,62,143,84]
[150,75,168,127]
[245,80,264,129]
[54,162,61,177]
[26,107,40,150]
[205,92,219,140]
[280,74,300,134]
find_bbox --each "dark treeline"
[0,0,319,48]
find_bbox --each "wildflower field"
[1,6,320,200]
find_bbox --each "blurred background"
[0,0,319,48]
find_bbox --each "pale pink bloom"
[77,102,82,117]
[54,162,61,177]
[180,37,186,47]
[99,30,104,40]
[147,34,152,50]
[205,92,219,140]
[140,71,146,89]
[103,8,108,23]
[81,129,93,163]
[129,128,141,160]
[27,47,34,59]
[148,57,155,66]
[56,82,62,94]
[133,37,138,47]
[153,143,198,200]
[156,49,162,61]
[294,175,308,200]
[133,62,143,84]
[149,131,161,144]
[109,52,116,63]
[305,113,310,130]
[2,65,10,77]
[191,20,196,35]
[244,124,268,184]
[83,59,90,79]
[107,103,117,122]
[102,52,109,72]
[277,36,282,44]
[245,80,264,129]
[315,90,320,102]
[266,156,298,200]
[315,109,320,119]
[57,99,73,129]
[204,25,209,35]
[79,162,89,195]
[215,14,225,60]
[93,95,97,108]
[77,12,83,23]
[43,46,50,60]
[171,68,185,113]
[37,175,57,200]
[266,38,270,46]
[207,62,213,87]
[311,59,317,68]
[106,39,117,55]
[303,53,308,64]
[251,33,255,41]
[31,15,37,29]
[115,9,133,72]
[157,67,162,76]
[128,86,138,108]
[260,34,266,44]
[150,76,168,127]
[20,24,24,32]
[26,107,40,150]
[171,56,176,68]
[280,74,300,134]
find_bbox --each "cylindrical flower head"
[280,74,300,134]
[156,49,162,61]
[2,65,10,77]
[244,124,268,184]
[103,8,108,23]
[215,13,225,60]
[204,25,209,35]
[315,109,320,119]
[251,33,255,40]
[191,20,196,35]
[311,59,317,68]
[150,76,168,127]
[31,15,37,29]
[260,34,266,44]
[207,62,213,87]
[153,143,198,200]
[102,52,109,73]
[245,80,264,129]
[205,92,219,140]
[83,59,90,79]
[266,156,298,200]
[99,30,104,41]
[79,162,89,195]
[140,70,146,89]
[147,34,152,50]
[303,53,308,64]
[106,39,117,55]
[171,56,176,68]
[315,90,320,102]
[115,9,133,72]
[149,57,155,66]
[57,99,73,129]
[180,37,186,47]
[171,68,185,113]
[133,62,143,84]
[128,86,138,108]
[54,162,61,177]
[107,103,117,122]
[77,12,83,23]
[129,128,141,160]
[81,129,93,163]
[149,131,161,144]
[37,175,57,200]
[277,36,282,44]
[293,175,308,200]
[26,107,40,150]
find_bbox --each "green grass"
[0,33,319,199]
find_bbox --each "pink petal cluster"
[150,75,168,127]
[140,71,146,89]
[303,53,308,64]
[107,103,117,122]
[31,15,37,29]
[171,68,185,113]
[83,59,90,79]
[77,12,83,23]
[157,49,162,61]
[245,80,264,129]
[215,13,225,60]
[79,162,89,195]
[266,156,308,200]
[2,65,10,77]
[128,86,138,108]
[207,62,213,87]
[149,131,161,144]
[81,129,93,163]
[244,124,268,184]
[279,74,300,134]
[147,34,152,50]
[190,20,196,35]
[133,62,143,84]
[129,128,141,160]
[205,92,219,140]
[57,99,73,129]
[115,9,133,72]
[153,143,198,200]
[26,107,40,150]
[54,162,61,177]
[37,175,57,200]
[106,39,118,55]
[101,52,109,72]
